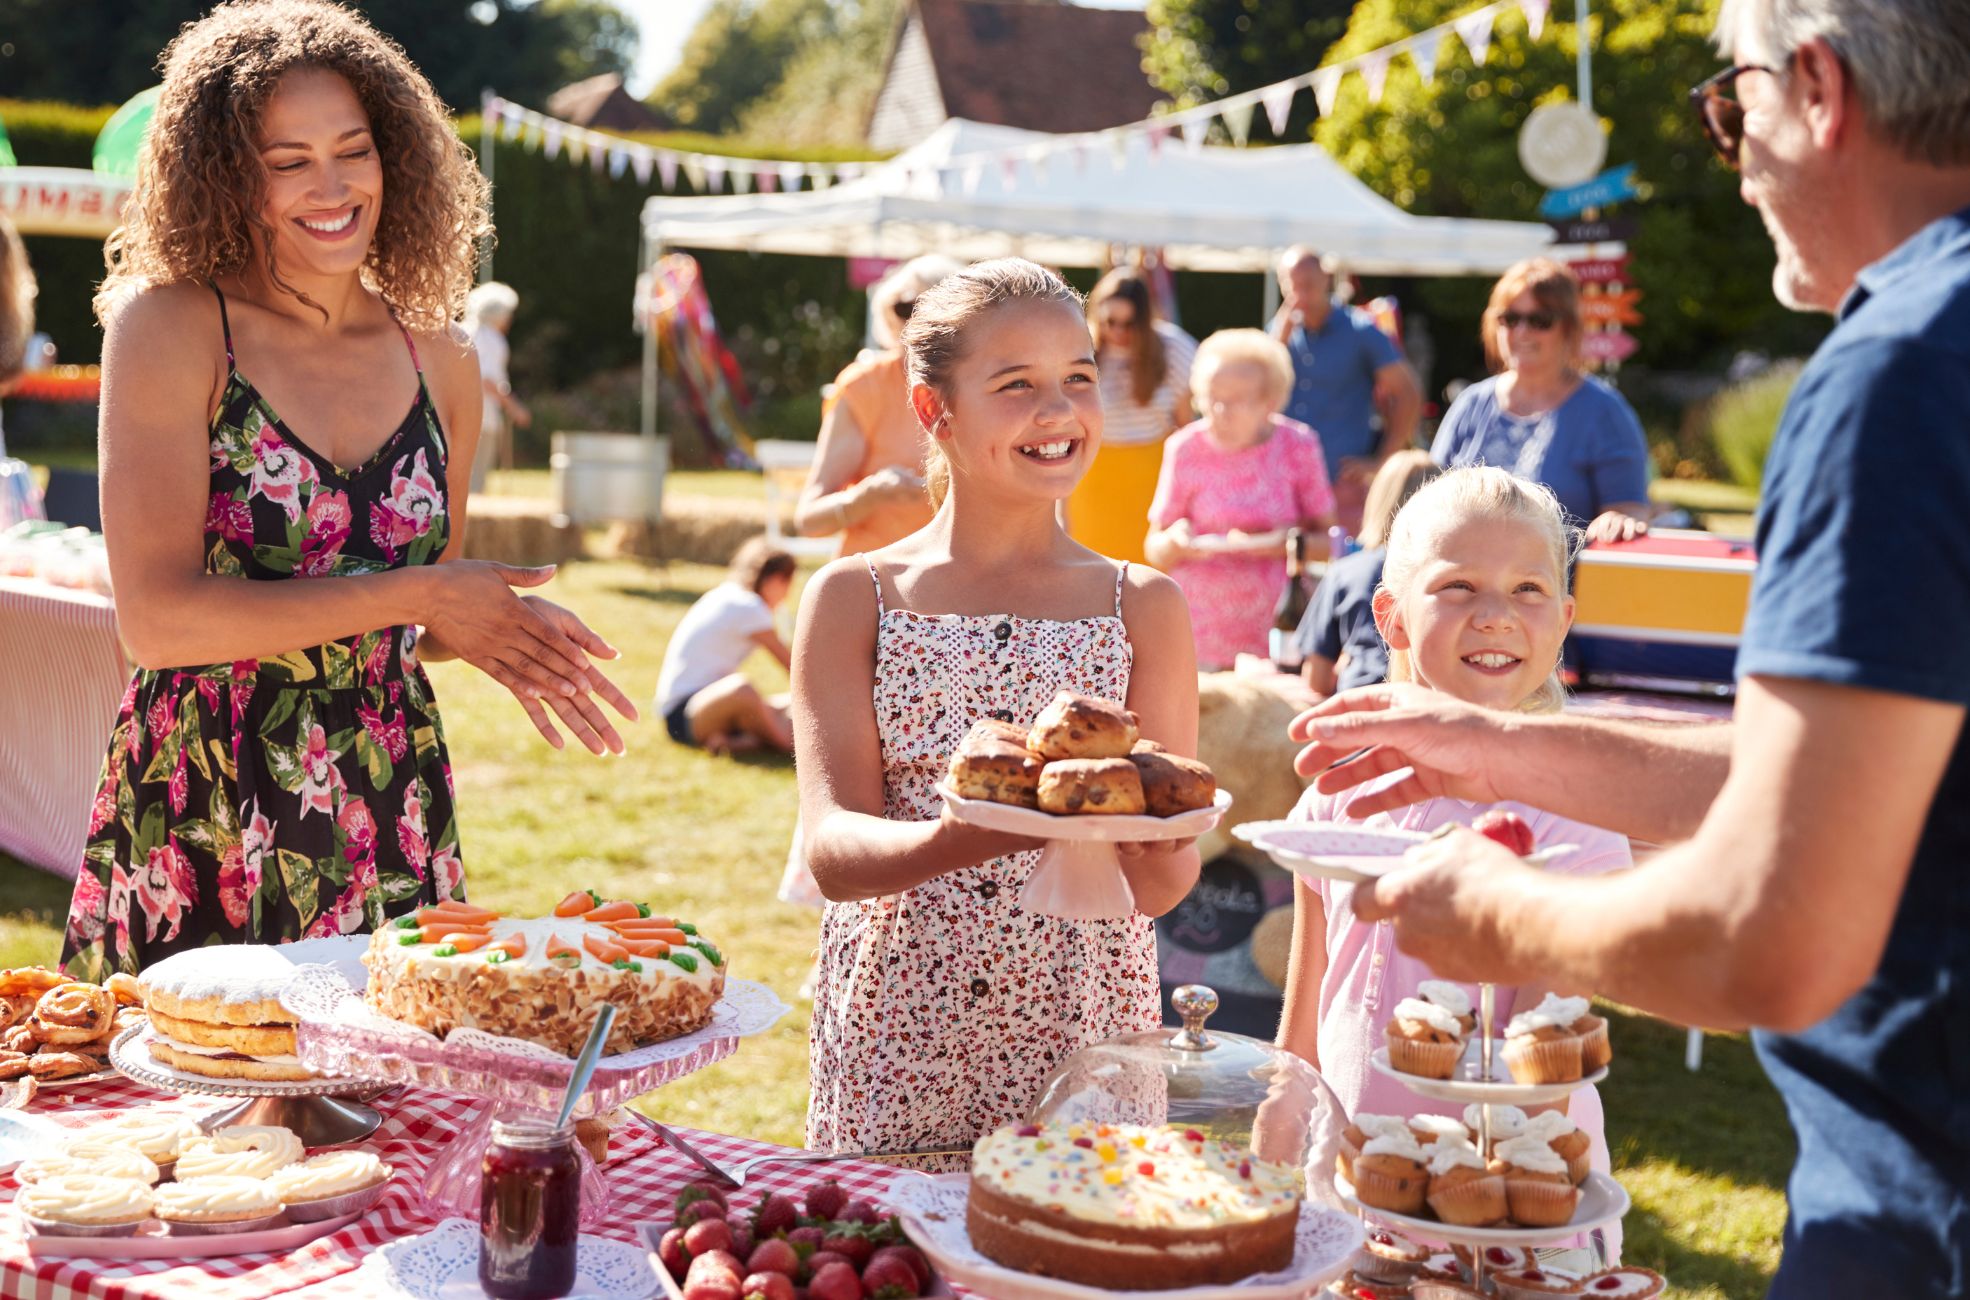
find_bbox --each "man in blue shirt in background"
[1281,0,1970,1293]
[1269,246,1421,533]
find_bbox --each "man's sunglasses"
[1499,310,1557,331]
[1688,62,1783,168]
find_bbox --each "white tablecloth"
[0,577,128,876]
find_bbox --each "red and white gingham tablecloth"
[1,1076,914,1300]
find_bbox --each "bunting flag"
[502,105,525,142]
[704,157,727,192]
[731,165,753,194]
[1145,122,1168,158]
[1071,140,1091,172]
[608,146,630,179]
[756,169,777,193]
[1221,99,1256,147]
[1360,49,1394,105]
[1028,147,1051,183]
[778,161,804,192]
[837,163,863,183]
[587,136,606,172]
[1410,31,1443,86]
[541,121,563,160]
[998,153,1022,189]
[1262,81,1298,136]
[1455,7,1497,65]
[638,150,660,187]
[1520,0,1550,41]
[681,157,707,192]
[1106,130,1130,170]
[1180,114,1211,152]
[1312,67,1343,119]
[961,161,985,195]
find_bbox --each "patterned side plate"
[886,1172,1361,1300]
[356,1217,658,1299]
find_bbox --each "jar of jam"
[479,1117,581,1299]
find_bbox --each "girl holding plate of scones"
[59,0,634,980]
[791,258,1202,1155]
[1277,468,1629,1247]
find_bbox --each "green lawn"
[0,557,1789,1297]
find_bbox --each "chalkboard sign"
[1155,852,1296,1037]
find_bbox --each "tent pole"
[641,236,658,441]
[1577,0,1592,105]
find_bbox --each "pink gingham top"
[1290,774,1631,1185]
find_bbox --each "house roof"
[546,72,670,134]
[913,0,1162,134]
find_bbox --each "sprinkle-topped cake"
[362,892,726,1056]
[965,1121,1303,1289]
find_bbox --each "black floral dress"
[61,285,465,979]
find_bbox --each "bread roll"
[947,718,1044,808]
[1127,750,1217,817]
[1028,692,1139,760]
[1038,759,1146,815]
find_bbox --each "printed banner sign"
[1539,164,1640,219]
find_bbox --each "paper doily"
[356,1217,658,1299]
[885,1173,1360,1300]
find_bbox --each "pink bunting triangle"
[1145,123,1168,158]
[704,157,726,192]
[1455,7,1496,65]
[587,136,606,172]
[542,122,563,160]
[1312,68,1342,118]
[654,151,675,189]
[1262,81,1298,136]
[1361,50,1394,105]
[757,169,777,194]
[999,154,1021,189]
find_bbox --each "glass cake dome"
[1026,985,1348,1200]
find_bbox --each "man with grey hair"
[1279,1,1970,1291]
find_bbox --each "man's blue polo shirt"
[1737,207,1970,1297]
[1283,301,1401,466]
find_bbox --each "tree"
[1306,0,1825,373]
[647,0,833,135]
[1142,0,1356,140]
[738,0,900,146]
[0,0,637,111]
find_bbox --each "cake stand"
[939,786,1232,919]
[107,1023,385,1146]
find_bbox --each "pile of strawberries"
[654,1176,934,1300]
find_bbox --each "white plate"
[1234,822,1576,885]
[359,1217,657,1299]
[887,1172,1360,1299]
[1370,1041,1609,1106]
[940,785,1231,843]
[0,1109,65,1175]
[1335,1171,1629,1248]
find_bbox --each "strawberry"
[685,1254,743,1300]
[859,1255,921,1300]
[807,1262,865,1300]
[743,1273,797,1300]
[868,1246,931,1292]
[785,1226,827,1256]
[678,1198,726,1230]
[753,1191,801,1238]
[805,1251,853,1279]
[693,1249,744,1279]
[821,1231,875,1268]
[836,1198,882,1226]
[804,1178,849,1222]
[658,1227,690,1278]
[684,1217,734,1258]
[725,1214,757,1260]
[678,1181,731,1216]
[748,1239,802,1277]
[1472,809,1536,856]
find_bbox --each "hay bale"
[1196,671,1310,861]
[462,497,585,567]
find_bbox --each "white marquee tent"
[640,118,1552,277]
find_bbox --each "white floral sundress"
[804,558,1162,1154]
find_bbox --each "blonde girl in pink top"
[791,259,1202,1156]
[1277,467,1629,1253]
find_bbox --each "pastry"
[1385,997,1465,1079]
[1410,1282,1489,1300]
[1523,1110,1592,1185]
[1130,738,1166,754]
[1424,1138,1507,1227]
[946,718,1044,808]
[1579,1267,1667,1297]
[269,1150,392,1221]
[175,1125,304,1181]
[1453,1243,1533,1275]
[28,983,115,1045]
[0,967,73,998]
[0,993,35,1031]
[1490,1135,1580,1227]
[1503,995,1590,1084]
[105,972,144,1007]
[967,1121,1302,1289]
[1337,1113,1412,1182]
[1125,748,1217,817]
[1572,1009,1612,1073]
[16,1143,160,1186]
[27,1051,102,1080]
[1027,691,1139,760]
[1037,758,1146,815]
[1350,1225,1431,1281]
[76,1112,204,1168]
[576,1114,613,1164]
[1333,1273,1409,1299]
[1416,979,1478,1036]
[1492,1265,1588,1298]
[16,1174,155,1236]
[139,946,320,1082]
[364,896,726,1057]
[153,1175,284,1233]
[1349,1131,1429,1216]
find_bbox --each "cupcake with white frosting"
[1490,1135,1579,1227]
[1338,1113,1414,1182]
[1423,1138,1507,1227]
[1502,996,1589,1084]
[17,1174,156,1237]
[1350,1131,1430,1216]
[1523,1109,1593,1185]
[1463,1102,1528,1153]
[1386,997,1466,1079]
[268,1150,392,1222]
[153,1175,284,1235]
[1407,1113,1471,1147]
[1416,979,1478,1036]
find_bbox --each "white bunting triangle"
[1028,147,1050,183]
[732,166,753,194]
[1361,49,1394,105]
[962,162,985,195]
[653,151,675,189]
[704,158,726,192]
[1262,81,1298,136]
[635,149,657,187]
[502,105,525,142]
[542,121,563,160]
[1221,99,1256,146]
[1455,8,1496,66]
[1520,0,1550,41]
[608,146,629,179]
[1312,67,1343,118]
[1180,114,1210,152]
[1410,31,1442,85]
[681,157,706,192]
[779,162,803,192]
[1106,131,1129,170]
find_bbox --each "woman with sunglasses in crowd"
[1430,258,1652,544]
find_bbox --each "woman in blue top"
[1431,258,1652,544]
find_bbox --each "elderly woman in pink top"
[1277,468,1630,1259]
[1145,329,1336,670]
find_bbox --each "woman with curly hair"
[61,0,635,979]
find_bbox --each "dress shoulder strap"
[209,281,235,369]
[1114,562,1127,618]
[861,554,888,619]
[390,310,424,376]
